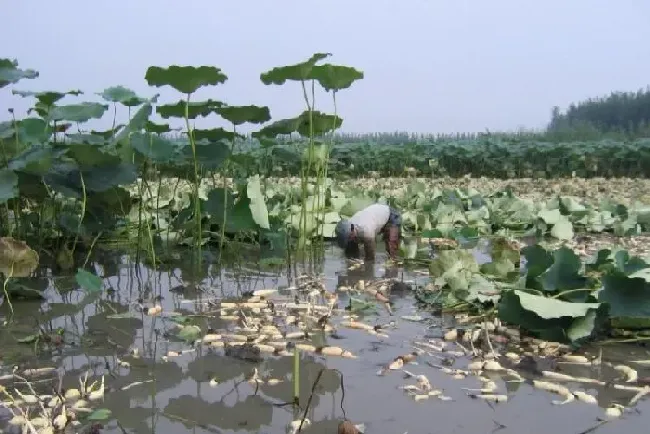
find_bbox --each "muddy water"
[1,244,649,434]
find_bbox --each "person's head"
[335,219,357,249]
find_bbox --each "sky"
[2,0,650,135]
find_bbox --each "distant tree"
[548,87,650,138]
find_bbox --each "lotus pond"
[3,55,650,433]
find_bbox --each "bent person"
[334,203,402,261]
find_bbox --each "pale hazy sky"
[2,0,650,134]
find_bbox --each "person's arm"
[362,236,376,261]
[383,225,400,259]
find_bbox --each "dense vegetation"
[548,87,650,138]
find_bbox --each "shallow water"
[1,244,649,434]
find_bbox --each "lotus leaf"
[498,289,607,343]
[157,99,225,119]
[260,52,331,85]
[310,64,364,92]
[215,105,271,125]
[0,58,38,87]
[145,65,227,94]
[97,85,146,106]
[49,102,108,122]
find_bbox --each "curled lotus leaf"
[49,102,108,123]
[252,110,342,138]
[260,53,331,85]
[156,99,225,119]
[0,58,39,88]
[12,89,83,106]
[215,105,271,125]
[0,237,39,277]
[145,65,228,94]
[97,85,146,106]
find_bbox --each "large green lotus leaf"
[429,249,479,279]
[65,133,109,145]
[145,120,171,133]
[7,146,59,175]
[83,163,138,192]
[192,128,237,142]
[310,63,364,92]
[550,217,574,241]
[130,132,176,162]
[156,99,225,119]
[538,247,588,294]
[252,111,342,138]
[145,65,227,94]
[182,141,230,171]
[215,105,271,125]
[271,145,300,164]
[260,53,331,85]
[0,169,18,203]
[86,187,131,218]
[204,187,235,221]
[225,197,258,233]
[12,89,82,106]
[599,269,650,329]
[498,289,607,343]
[0,59,38,87]
[49,102,108,122]
[612,250,649,274]
[66,144,120,168]
[521,244,553,278]
[0,237,39,277]
[11,118,51,145]
[97,85,146,106]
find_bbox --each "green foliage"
[548,87,650,138]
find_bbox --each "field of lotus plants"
[1,54,650,433]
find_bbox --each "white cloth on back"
[348,204,391,241]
